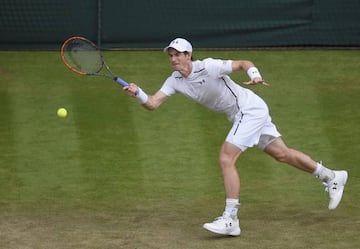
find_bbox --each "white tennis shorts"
[225,95,281,151]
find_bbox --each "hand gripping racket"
[60,36,129,87]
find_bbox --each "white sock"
[224,198,239,218]
[313,162,335,182]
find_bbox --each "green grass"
[0,50,360,249]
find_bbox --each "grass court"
[0,50,359,249]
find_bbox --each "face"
[167,48,192,73]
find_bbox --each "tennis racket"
[60,36,129,87]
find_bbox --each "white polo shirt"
[160,58,261,122]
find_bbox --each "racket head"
[61,36,103,75]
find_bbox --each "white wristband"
[247,67,262,80]
[136,88,148,104]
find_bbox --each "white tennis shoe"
[323,170,348,210]
[203,214,241,236]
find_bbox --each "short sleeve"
[205,58,233,78]
[160,76,177,96]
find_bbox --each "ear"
[186,52,192,60]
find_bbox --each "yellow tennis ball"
[57,108,68,118]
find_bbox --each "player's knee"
[218,154,232,169]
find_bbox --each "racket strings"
[63,40,103,74]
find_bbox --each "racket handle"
[114,77,129,87]
[114,76,139,96]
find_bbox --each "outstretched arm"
[124,83,169,111]
[232,60,270,86]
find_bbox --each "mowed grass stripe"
[0,52,84,205]
[0,69,19,198]
[129,94,226,199]
[68,75,145,206]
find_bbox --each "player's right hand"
[124,83,139,97]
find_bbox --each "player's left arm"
[231,60,270,86]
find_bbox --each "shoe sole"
[203,224,241,236]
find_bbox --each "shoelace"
[214,212,232,221]
[322,182,330,192]
[323,181,338,192]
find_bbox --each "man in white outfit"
[124,38,348,236]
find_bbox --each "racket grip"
[114,77,129,87]
[114,77,139,96]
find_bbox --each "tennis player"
[124,38,348,236]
